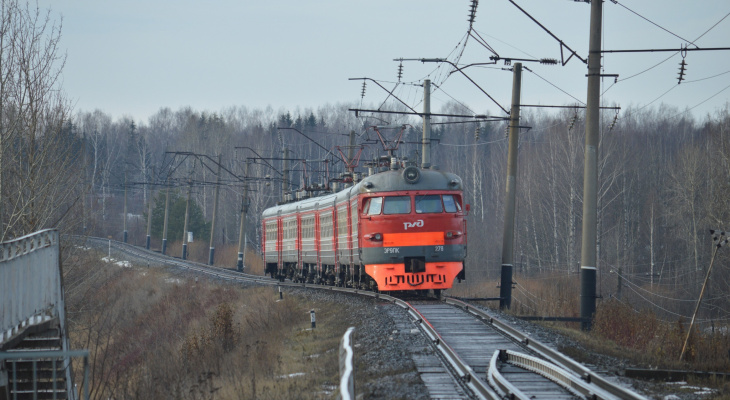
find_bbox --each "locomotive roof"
[262,167,463,218]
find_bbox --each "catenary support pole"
[580,0,603,331]
[162,180,170,255]
[182,173,192,260]
[123,170,128,243]
[209,154,222,265]
[237,161,250,272]
[421,79,432,169]
[348,130,356,176]
[282,147,290,202]
[146,185,153,250]
[500,62,522,310]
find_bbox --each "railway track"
[76,236,646,400]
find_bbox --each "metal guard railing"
[1,229,62,345]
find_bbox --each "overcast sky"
[41,0,730,124]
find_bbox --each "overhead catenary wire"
[523,67,586,105]
[601,6,730,107]
[610,0,696,46]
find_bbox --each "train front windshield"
[383,196,411,215]
[415,195,442,213]
[365,194,462,215]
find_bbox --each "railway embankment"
[64,244,431,399]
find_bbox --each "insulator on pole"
[397,60,404,82]
[677,58,687,84]
[568,111,578,131]
[475,124,481,141]
[361,81,367,98]
[540,58,558,65]
[608,111,619,131]
[468,0,478,27]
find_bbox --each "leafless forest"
[60,101,729,323]
[2,0,730,347]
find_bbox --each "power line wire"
[688,82,730,112]
[524,68,586,105]
[611,0,695,46]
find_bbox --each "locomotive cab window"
[443,194,461,213]
[364,197,383,215]
[415,195,443,214]
[383,196,411,215]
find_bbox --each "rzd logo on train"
[403,220,424,230]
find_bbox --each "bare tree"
[0,1,80,240]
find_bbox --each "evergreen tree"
[305,112,317,129]
[147,190,210,241]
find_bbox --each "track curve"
[75,236,646,400]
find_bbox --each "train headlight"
[445,231,462,239]
[365,233,383,241]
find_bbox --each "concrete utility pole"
[146,187,153,250]
[182,172,192,260]
[422,79,432,169]
[580,0,603,331]
[282,147,290,202]
[348,130,356,173]
[237,160,250,272]
[123,170,128,243]
[162,180,170,255]
[500,62,522,310]
[209,155,222,265]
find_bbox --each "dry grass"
[161,240,265,275]
[450,273,581,319]
[64,249,360,399]
[593,300,730,372]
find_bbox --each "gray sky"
[42,1,730,123]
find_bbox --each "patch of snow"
[277,372,305,379]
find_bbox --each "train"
[262,159,468,295]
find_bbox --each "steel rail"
[401,303,499,400]
[444,297,646,400]
[487,350,528,400]
[500,349,602,399]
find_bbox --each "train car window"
[338,208,348,236]
[415,195,443,214]
[383,196,411,215]
[443,195,461,213]
[365,197,383,215]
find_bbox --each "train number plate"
[435,246,444,252]
[384,247,400,254]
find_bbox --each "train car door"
[336,202,349,266]
[277,215,283,270]
[296,213,302,270]
[350,197,358,264]
[315,209,321,272]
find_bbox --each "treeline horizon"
[62,101,730,319]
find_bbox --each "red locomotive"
[262,162,468,294]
